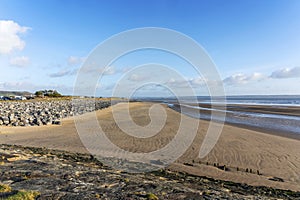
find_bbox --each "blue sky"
[0,0,300,96]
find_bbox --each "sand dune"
[0,102,299,191]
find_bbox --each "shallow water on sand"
[137,95,300,135]
[173,103,300,135]
[168,101,300,135]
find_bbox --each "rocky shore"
[0,144,299,199]
[0,100,111,127]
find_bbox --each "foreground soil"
[1,144,299,200]
[0,102,299,191]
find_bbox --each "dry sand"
[0,102,299,191]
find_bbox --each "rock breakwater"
[0,100,111,127]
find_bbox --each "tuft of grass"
[0,184,12,192]
[6,190,40,200]
[146,193,159,200]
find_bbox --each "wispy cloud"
[0,81,33,90]
[10,56,30,67]
[49,70,71,78]
[101,66,116,75]
[270,67,300,79]
[125,76,211,89]
[0,81,73,94]
[164,76,216,88]
[68,56,85,66]
[81,66,117,75]
[48,68,78,78]
[0,20,30,54]
[127,74,146,82]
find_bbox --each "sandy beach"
[0,102,299,191]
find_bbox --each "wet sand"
[171,102,300,139]
[0,102,299,191]
[182,102,300,117]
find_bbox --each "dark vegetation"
[34,90,62,97]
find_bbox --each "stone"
[0,100,111,127]
[52,120,61,125]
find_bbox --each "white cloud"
[248,72,266,81]
[68,56,85,65]
[165,78,190,88]
[270,67,300,79]
[0,20,30,54]
[223,74,246,85]
[223,72,266,85]
[189,77,206,86]
[10,56,30,67]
